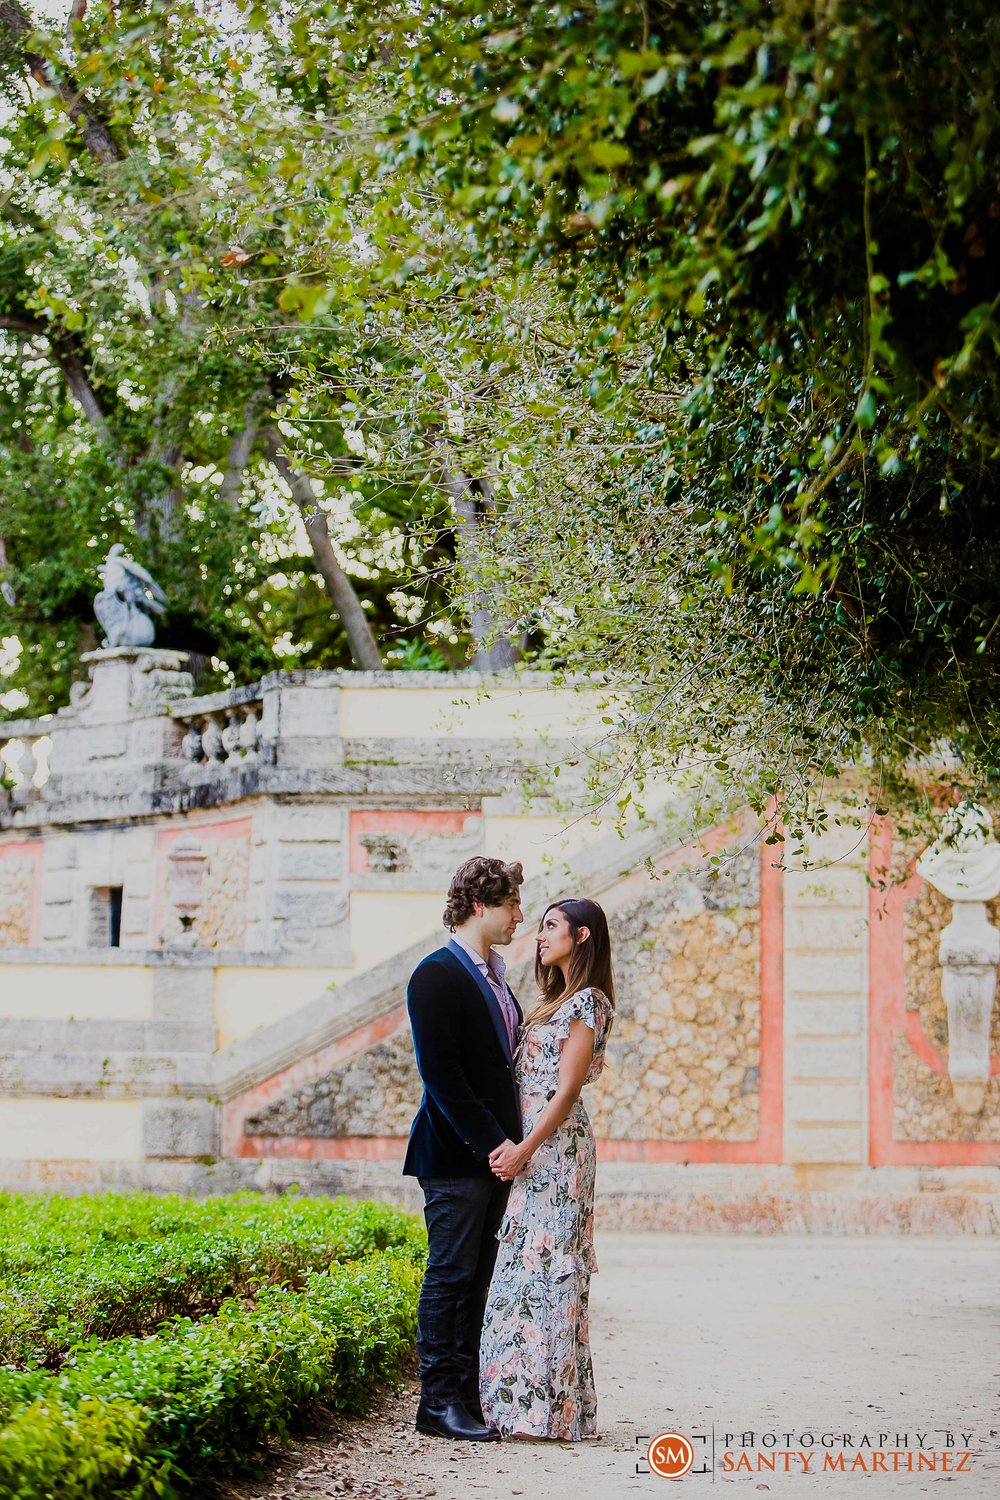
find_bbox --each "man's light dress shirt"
[451,934,519,1053]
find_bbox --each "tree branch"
[65,0,87,44]
[0,0,125,164]
[434,441,517,670]
[262,425,383,670]
[0,311,116,447]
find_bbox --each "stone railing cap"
[169,667,614,718]
[0,716,56,737]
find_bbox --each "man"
[404,855,525,1442]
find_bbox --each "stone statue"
[94,544,167,647]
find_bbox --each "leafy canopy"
[315,0,1000,831]
[4,0,1000,837]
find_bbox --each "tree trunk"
[0,530,14,606]
[140,292,201,541]
[434,446,517,670]
[219,390,270,510]
[49,331,116,447]
[262,426,383,671]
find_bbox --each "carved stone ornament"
[917,802,1000,1113]
[164,834,209,947]
[128,653,195,715]
[360,832,411,873]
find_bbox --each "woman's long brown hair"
[525,897,616,1028]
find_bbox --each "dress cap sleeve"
[552,986,606,1044]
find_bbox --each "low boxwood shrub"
[0,1251,422,1500]
[0,1195,425,1368]
[0,1394,167,1500]
[0,1191,423,1277]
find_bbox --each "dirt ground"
[211,1232,1000,1500]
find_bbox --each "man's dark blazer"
[403,938,523,1177]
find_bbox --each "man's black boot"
[415,1398,500,1441]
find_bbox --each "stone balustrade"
[171,685,264,779]
[2,656,569,832]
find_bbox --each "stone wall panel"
[245,848,763,1146]
[0,858,35,946]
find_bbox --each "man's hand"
[489,1138,530,1181]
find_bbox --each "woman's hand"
[488,1019,596,1181]
[489,1139,531,1181]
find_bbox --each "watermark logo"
[635,1425,979,1480]
[647,1431,695,1479]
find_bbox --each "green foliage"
[0,1187,423,1271]
[0,1191,424,1498]
[0,1253,421,1498]
[4,0,999,826]
[215,0,1000,832]
[0,0,468,713]
[0,1191,425,1367]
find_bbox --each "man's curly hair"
[443,856,524,931]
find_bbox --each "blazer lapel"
[445,939,515,1070]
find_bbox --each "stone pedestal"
[917,803,1000,1114]
[937,902,1000,1112]
[44,648,193,814]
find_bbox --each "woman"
[479,897,616,1441]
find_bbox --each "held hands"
[489,1138,531,1182]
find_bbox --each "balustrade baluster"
[201,716,225,766]
[239,706,259,763]
[181,721,205,766]
[171,691,263,786]
[222,710,244,767]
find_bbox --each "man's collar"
[450,931,506,977]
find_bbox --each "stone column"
[782,827,870,1166]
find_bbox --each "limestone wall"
[241,850,763,1146]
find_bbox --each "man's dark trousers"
[403,941,522,1413]
[416,1174,511,1407]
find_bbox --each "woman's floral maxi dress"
[480,986,613,1440]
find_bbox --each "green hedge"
[0,1252,422,1500]
[0,1193,425,1367]
[0,1190,420,1273]
[0,1192,426,1498]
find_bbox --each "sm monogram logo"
[646,1431,696,1479]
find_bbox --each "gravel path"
[218,1232,1000,1500]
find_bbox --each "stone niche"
[157,821,253,949]
[244,846,763,1147]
